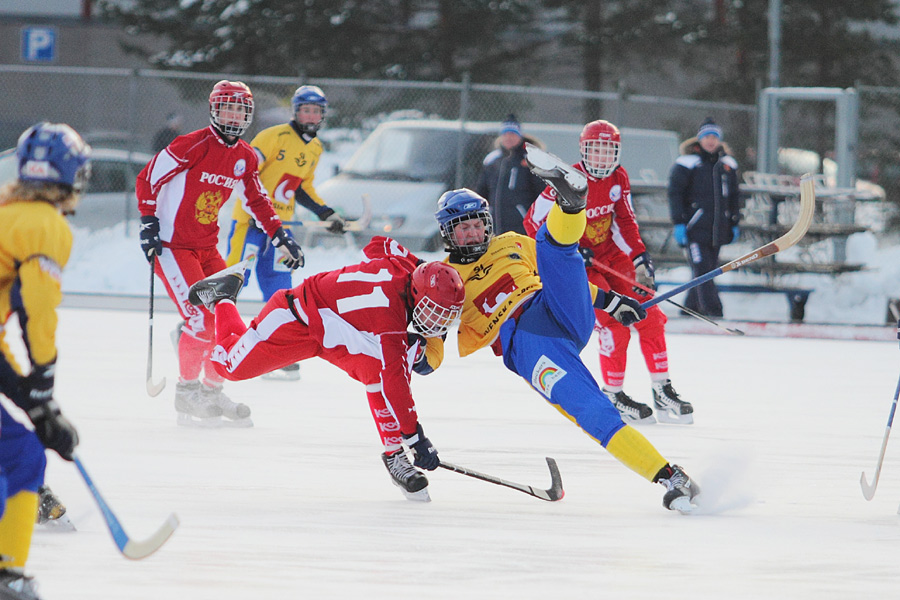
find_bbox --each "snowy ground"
[10,305,900,599]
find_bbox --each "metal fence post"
[455,71,471,189]
[125,68,140,236]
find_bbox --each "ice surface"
[10,306,900,599]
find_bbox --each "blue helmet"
[17,122,92,192]
[291,85,327,134]
[435,188,493,261]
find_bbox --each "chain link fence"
[0,64,756,186]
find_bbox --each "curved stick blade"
[146,376,166,397]
[860,471,878,501]
[122,513,180,560]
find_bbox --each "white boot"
[201,383,253,427]
[174,380,223,427]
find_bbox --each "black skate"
[382,451,430,502]
[607,389,656,424]
[201,384,252,428]
[652,380,694,425]
[0,569,41,600]
[188,273,243,310]
[35,485,75,532]
[174,380,224,428]
[656,464,700,513]
[524,143,588,213]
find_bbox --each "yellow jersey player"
[435,146,700,512]
[225,85,344,380]
[0,123,85,598]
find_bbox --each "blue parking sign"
[22,27,57,63]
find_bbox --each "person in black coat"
[667,118,742,317]
[474,114,546,235]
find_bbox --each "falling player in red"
[136,80,305,427]
[187,237,465,501]
[524,120,693,425]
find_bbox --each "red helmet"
[409,262,465,337]
[579,120,621,179]
[209,80,254,138]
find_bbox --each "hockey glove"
[673,224,687,247]
[272,227,305,270]
[407,333,434,376]
[21,363,79,461]
[139,215,163,262]
[632,252,656,295]
[319,208,347,234]
[595,290,647,327]
[578,247,595,269]
[403,423,439,471]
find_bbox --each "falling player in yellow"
[224,85,345,379]
[0,123,85,597]
[434,148,701,512]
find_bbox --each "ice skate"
[174,380,223,427]
[656,464,700,514]
[188,270,244,311]
[524,143,588,213]
[261,363,301,381]
[652,380,694,424]
[606,389,656,424]
[0,569,41,600]
[382,450,430,502]
[201,383,253,428]
[34,485,75,532]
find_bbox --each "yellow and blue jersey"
[0,200,71,372]
[231,122,326,225]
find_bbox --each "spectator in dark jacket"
[152,113,184,153]
[667,117,741,317]
[474,114,546,234]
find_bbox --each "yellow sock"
[605,425,668,481]
[0,491,39,568]
[546,204,586,246]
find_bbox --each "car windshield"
[341,127,459,182]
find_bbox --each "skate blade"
[524,144,588,190]
[656,410,694,425]
[400,487,431,502]
[221,417,254,428]
[261,369,301,381]
[668,494,700,514]
[176,413,224,428]
[620,412,657,425]
[37,514,77,532]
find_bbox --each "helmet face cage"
[579,121,621,179]
[435,189,494,261]
[438,210,493,260]
[292,85,327,135]
[209,81,254,138]
[17,122,92,191]
[409,262,465,338]
[411,295,463,338]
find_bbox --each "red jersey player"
[137,80,304,427]
[186,236,465,501]
[524,120,693,425]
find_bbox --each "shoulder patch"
[675,155,702,169]
[722,155,739,170]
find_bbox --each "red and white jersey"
[296,237,422,433]
[136,126,282,249]
[523,164,646,261]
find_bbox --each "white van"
[314,119,679,251]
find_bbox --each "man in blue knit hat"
[475,113,546,235]
[667,117,742,317]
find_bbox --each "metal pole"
[768,0,781,88]
[455,72,471,189]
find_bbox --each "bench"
[656,280,813,322]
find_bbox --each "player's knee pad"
[546,204,586,246]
